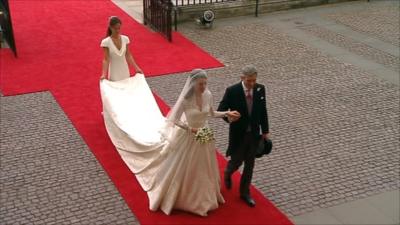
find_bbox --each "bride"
[100,68,240,216]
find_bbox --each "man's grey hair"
[242,65,258,76]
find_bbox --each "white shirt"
[242,81,253,97]
[242,81,253,132]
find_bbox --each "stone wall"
[174,0,360,22]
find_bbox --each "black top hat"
[255,138,272,158]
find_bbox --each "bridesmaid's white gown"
[100,36,225,215]
[101,35,131,81]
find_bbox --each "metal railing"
[0,0,17,57]
[172,0,236,31]
[174,0,233,6]
[143,0,173,41]
[143,0,238,40]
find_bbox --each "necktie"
[246,89,253,115]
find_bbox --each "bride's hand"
[190,127,198,134]
[227,111,241,121]
[231,111,241,117]
[100,74,106,80]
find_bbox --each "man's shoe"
[224,174,232,190]
[240,195,256,207]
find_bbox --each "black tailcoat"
[217,82,269,156]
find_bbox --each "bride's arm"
[209,106,230,118]
[174,120,189,130]
[167,102,196,133]
[208,93,239,119]
[175,121,198,133]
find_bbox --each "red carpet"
[1,1,293,224]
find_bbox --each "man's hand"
[262,132,270,140]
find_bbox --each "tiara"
[190,69,208,80]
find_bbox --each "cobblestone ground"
[147,2,400,217]
[299,24,399,71]
[325,1,399,47]
[1,0,399,223]
[0,92,138,225]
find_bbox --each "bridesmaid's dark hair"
[107,16,122,36]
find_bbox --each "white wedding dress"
[100,74,226,216]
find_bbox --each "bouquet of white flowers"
[194,127,215,144]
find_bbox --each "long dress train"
[100,74,225,216]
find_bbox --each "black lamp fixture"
[196,10,215,28]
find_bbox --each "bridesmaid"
[100,16,143,81]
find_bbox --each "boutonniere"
[257,87,261,92]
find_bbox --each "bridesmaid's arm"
[125,48,143,74]
[101,47,110,80]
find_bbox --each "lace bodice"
[180,91,227,129]
[183,102,211,128]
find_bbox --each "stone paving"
[325,1,399,47]
[1,0,399,224]
[147,1,400,217]
[299,24,399,71]
[0,92,138,225]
